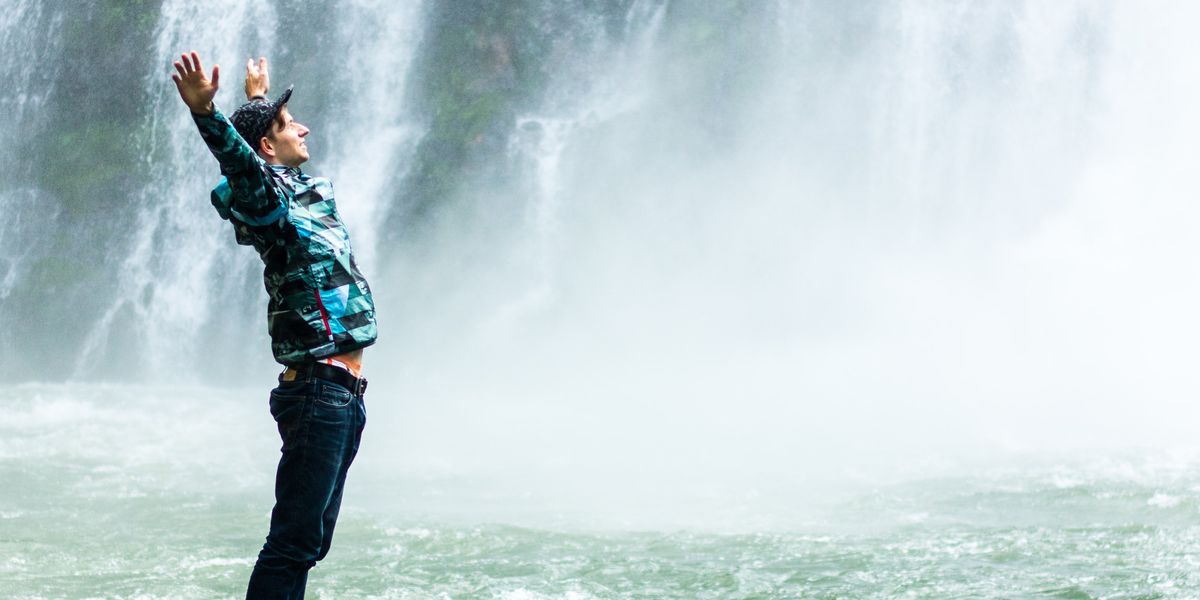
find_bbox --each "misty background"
[3,0,1200,527]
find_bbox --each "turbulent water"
[5,384,1200,599]
[4,0,1200,597]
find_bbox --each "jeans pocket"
[315,380,354,408]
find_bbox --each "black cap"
[230,85,293,151]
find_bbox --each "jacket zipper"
[314,290,334,341]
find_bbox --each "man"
[171,51,377,598]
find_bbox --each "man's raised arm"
[172,50,262,174]
[172,50,282,225]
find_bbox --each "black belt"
[285,362,368,396]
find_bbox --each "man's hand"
[171,51,219,115]
[245,57,270,100]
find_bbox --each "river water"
[4,384,1200,599]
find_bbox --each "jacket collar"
[269,164,306,179]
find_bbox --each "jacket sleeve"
[192,106,288,225]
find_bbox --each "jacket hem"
[274,337,377,367]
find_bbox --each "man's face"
[261,107,309,167]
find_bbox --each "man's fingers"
[180,53,192,73]
[191,51,204,77]
[171,73,181,85]
[246,57,254,73]
[173,61,187,79]
[211,64,220,88]
[259,57,268,73]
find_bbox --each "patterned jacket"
[192,106,378,365]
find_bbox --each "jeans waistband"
[283,362,368,396]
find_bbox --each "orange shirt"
[324,349,363,377]
[281,349,363,380]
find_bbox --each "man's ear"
[258,136,274,158]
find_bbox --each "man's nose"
[298,124,310,137]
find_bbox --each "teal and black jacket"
[192,106,378,365]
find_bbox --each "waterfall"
[0,1,64,365]
[504,0,668,321]
[71,1,279,381]
[0,0,63,128]
[0,1,1196,457]
[361,0,1200,474]
[319,0,426,267]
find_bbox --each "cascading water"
[74,0,282,381]
[374,0,1186,481]
[506,0,667,320]
[4,1,1200,597]
[0,1,64,368]
[319,0,425,265]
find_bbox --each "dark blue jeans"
[246,374,366,599]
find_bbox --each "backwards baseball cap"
[230,85,294,151]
